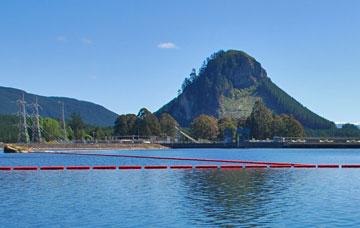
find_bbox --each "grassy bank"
[5,143,168,152]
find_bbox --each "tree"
[189,68,197,82]
[282,115,305,137]
[159,113,178,137]
[41,117,62,141]
[89,127,106,140]
[68,113,85,140]
[0,115,19,143]
[190,115,219,140]
[114,114,137,136]
[272,115,286,137]
[218,117,236,140]
[247,101,273,139]
[337,124,360,137]
[181,78,192,91]
[136,108,161,136]
[273,115,304,137]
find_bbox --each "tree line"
[0,113,112,143]
[114,102,305,141]
[1,103,359,143]
[114,108,178,137]
[188,101,305,140]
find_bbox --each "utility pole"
[59,101,68,141]
[17,93,30,144]
[31,96,42,143]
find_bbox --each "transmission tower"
[59,101,68,141]
[31,96,42,143]
[17,93,30,143]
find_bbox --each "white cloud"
[157,42,178,49]
[81,38,93,45]
[56,36,67,43]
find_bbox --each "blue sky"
[1,0,359,123]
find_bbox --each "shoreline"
[1,143,168,152]
[2,142,360,153]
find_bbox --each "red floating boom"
[317,164,339,168]
[270,164,292,168]
[342,165,360,168]
[144,165,168,169]
[92,166,117,170]
[40,166,65,170]
[13,166,38,170]
[67,166,91,170]
[119,166,142,169]
[245,165,267,169]
[170,165,193,169]
[293,164,316,168]
[195,165,218,169]
[220,165,243,169]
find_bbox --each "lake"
[1,148,360,227]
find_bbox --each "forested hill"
[0,86,118,126]
[157,50,335,129]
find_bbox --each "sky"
[0,0,359,123]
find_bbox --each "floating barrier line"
[119,166,142,170]
[33,151,303,166]
[40,166,64,170]
[2,164,360,171]
[67,166,91,170]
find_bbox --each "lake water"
[1,148,360,227]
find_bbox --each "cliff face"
[157,50,335,129]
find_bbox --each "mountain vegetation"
[0,86,118,126]
[157,50,335,130]
[113,108,179,137]
[246,101,305,139]
[190,115,219,140]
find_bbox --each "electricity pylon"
[17,93,30,143]
[59,101,68,141]
[31,96,42,143]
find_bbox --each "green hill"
[157,50,335,129]
[0,86,118,126]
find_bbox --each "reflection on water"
[181,170,285,226]
[1,149,360,227]
[180,169,360,227]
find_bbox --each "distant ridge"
[157,50,335,129]
[0,86,118,126]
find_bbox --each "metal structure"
[17,93,30,143]
[175,126,199,143]
[59,101,68,141]
[31,96,42,143]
